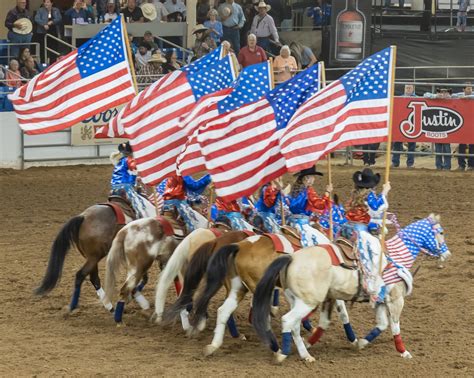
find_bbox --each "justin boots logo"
[400,101,463,139]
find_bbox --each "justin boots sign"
[393,98,474,143]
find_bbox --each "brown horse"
[34,197,139,312]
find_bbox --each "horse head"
[423,214,451,262]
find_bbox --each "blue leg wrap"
[135,281,146,292]
[364,327,382,343]
[270,336,279,353]
[272,289,280,306]
[281,332,292,355]
[186,303,193,312]
[226,314,239,338]
[114,301,125,323]
[70,286,81,310]
[302,319,313,332]
[343,322,357,343]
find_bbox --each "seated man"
[136,52,166,84]
[122,0,144,22]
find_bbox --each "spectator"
[241,0,258,48]
[135,43,152,67]
[362,143,380,166]
[34,0,62,64]
[204,9,223,46]
[4,0,33,59]
[122,0,145,22]
[83,0,96,22]
[384,0,405,14]
[162,49,182,73]
[454,83,474,171]
[273,45,297,83]
[103,0,120,22]
[197,0,211,24]
[250,2,279,52]
[165,0,187,18]
[149,0,169,21]
[392,84,417,168]
[237,33,266,68]
[128,33,138,55]
[20,56,39,80]
[18,47,41,71]
[218,0,246,54]
[65,0,89,24]
[94,0,120,20]
[6,60,23,88]
[290,41,317,69]
[307,0,331,28]
[192,24,217,59]
[143,30,160,51]
[137,52,166,84]
[457,0,470,32]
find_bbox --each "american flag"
[382,234,414,285]
[96,46,227,139]
[196,63,322,201]
[280,47,395,171]
[177,61,272,176]
[9,16,135,135]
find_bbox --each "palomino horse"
[188,228,330,356]
[34,195,156,312]
[251,214,451,363]
[103,209,210,325]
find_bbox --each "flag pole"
[121,16,138,94]
[207,184,214,223]
[379,45,397,274]
[153,186,161,217]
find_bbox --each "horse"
[251,214,451,363]
[188,227,330,356]
[34,195,157,313]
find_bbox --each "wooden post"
[379,45,397,274]
[207,184,214,222]
[121,16,139,95]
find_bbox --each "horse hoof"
[150,312,162,324]
[303,355,316,363]
[401,351,413,359]
[116,322,126,328]
[203,344,217,357]
[351,339,359,348]
[270,306,279,317]
[273,351,287,365]
[240,334,247,341]
[358,339,369,350]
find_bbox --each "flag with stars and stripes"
[9,16,135,135]
[111,51,237,185]
[280,46,396,172]
[177,61,272,176]
[196,63,322,201]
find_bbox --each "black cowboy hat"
[293,166,324,178]
[118,141,132,154]
[353,168,380,189]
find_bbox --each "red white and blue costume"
[318,202,347,240]
[254,183,283,233]
[212,197,254,231]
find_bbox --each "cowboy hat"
[218,3,233,18]
[148,52,167,63]
[192,24,209,34]
[352,168,380,189]
[294,166,323,178]
[13,18,33,35]
[254,1,271,11]
[118,141,132,154]
[140,3,157,21]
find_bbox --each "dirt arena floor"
[1,163,473,376]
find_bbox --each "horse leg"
[358,303,389,350]
[275,293,314,364]
[335,300,358,345]
[203,277,247,357]
[386,295,412,358]
[133,273,150,310]
[69,260,96,312]
[271,289,280,316]
[114,271,143,326]
[307,299,334,346]
[89,264,113,312]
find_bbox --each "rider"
[161,173,211,232]
[213,196,254,231]
[254,179,284,233]
[343,167,391,304]
[287,166,332,247]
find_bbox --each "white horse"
[251,214,451,363]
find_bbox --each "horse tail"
[191,244,240,327]
[103,228,127,304]
[162,239,217,324]
[34,216,84,296]
[252,255,292,352]
[154,232,197,321]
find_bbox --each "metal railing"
[0,42,41,64]
[44,33,75,63]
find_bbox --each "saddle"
[160,210,186,238]
[318,238,358,270]
[101,196,137,225]
[280,225,302,250]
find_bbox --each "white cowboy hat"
[218,3,233,18]
[13,18,33,35]
[254,1,271,11]
[140,3,157,21]
[148,52,167,63]
[192,24,209,35]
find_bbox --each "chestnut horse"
[34,196,156,312]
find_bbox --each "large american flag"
[177,61,272,176]
[280,47,395,171]
[196,63,321,201]
[104,49,237,185]
[9,16,135,135]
